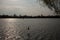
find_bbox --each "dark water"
[0,18,60,40]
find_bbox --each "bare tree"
[39,0,60,14]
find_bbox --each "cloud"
[0,0,54,16]
[0,0,37,6]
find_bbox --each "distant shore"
[0,15,60,18]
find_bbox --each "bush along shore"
[0,14,60,18]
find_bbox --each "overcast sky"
[0,0,54,16]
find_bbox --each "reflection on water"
[4,19,18,40]
[0,19,24,40]
[0,18,60,40]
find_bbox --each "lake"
[0,18,60,40]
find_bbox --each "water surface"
[0,18,60,40]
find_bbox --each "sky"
[0,0,55,16]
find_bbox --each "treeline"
[0,14,60,18]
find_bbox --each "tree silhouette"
[39,0,60,14]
